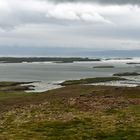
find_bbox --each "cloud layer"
[48,0,140,5]
[0,0,113,29]
[0,0,140,52]
[1,0,139,30]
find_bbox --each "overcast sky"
[0,0,140,55]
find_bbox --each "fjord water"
[0,58,140,92]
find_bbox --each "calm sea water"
[0,58,140,92]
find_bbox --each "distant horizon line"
[0,55,139,58]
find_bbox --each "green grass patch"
[61,77,126,86]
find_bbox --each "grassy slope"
[0,84,140,139]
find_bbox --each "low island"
[93,65,115,68]
[0,57,101,63]
[127,62,140,65]
[113,72,140,76]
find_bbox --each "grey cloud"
[0,0,112,30]
[47,0,140,5]
[0,0,140,51]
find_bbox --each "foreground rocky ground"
[0,83,140,140]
